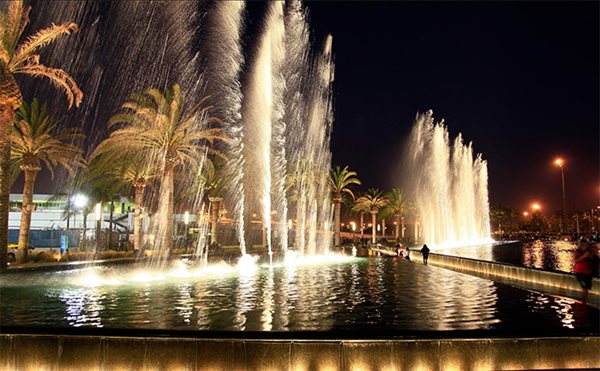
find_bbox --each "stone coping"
[1,332,598,370]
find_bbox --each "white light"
[184,211,190,225]
[237,254,258,275]
[288,219,293,229]
[95,203,101,220]
[377,224,381,232]
[73,194,88,209]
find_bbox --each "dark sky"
[304,1,599,213]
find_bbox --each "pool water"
[0,257,597,333]
[437,240,599,273]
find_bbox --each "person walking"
[573,240,595,305]
[420,244,430,265]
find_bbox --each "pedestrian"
[420,244,430,265]
[396,243,403,257]
[573,240,595,305]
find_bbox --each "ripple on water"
[0,257,598,333]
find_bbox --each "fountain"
[240,0,334,258]
[404,110,492,248]
[17,0,335,261]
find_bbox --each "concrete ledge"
[411,251,600,296]
[0,333,598,370]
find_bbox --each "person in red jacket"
[573,240,594,304]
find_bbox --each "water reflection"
[447,240,592,273]
[0,258,597,334]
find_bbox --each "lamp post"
[554,158,567,233]
[95,203,102,250]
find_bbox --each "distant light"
[554,158,564,167]
[531,203,541,211]
[350,221,356,231]
[288,219,293,230]
[184,211,190,225]
[73,194,88,209]
[377,224,381,232]
[523,211,529,216]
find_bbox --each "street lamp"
[554,158,567,233]
[531,202,541,212]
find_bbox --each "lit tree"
[11,99,84,261]
[0,0,83,269]
[355,188,388,244]
[381,188,412,240]
[94,84,228,253]
[328,165,361,247]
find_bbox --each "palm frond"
[10,22,78,69]
[14,63,83,107]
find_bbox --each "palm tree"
[382,188,411,240]
[351,193,369,239]
[88,152,157,251]
[0,1,83,269]
[355,188,388,244]
[93,84,228,253]
[328,166,361,247]
[11,99,84,261]
[202,158,226,245]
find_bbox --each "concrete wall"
[1,334,598,370]
[411,251,600,296]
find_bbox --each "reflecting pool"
[0,257,597,333]
[437,240,599,273]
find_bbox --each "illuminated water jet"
[405,110,492,248]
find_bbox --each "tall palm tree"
[11,99,84,261]
[382,188,411,240]
[351,198,369,239]
[88,152,157,251]
[328,166,361,247]
[93,84,228,253]
[0,1,83,269]
[355,188,388,244]
[201,157,226,245]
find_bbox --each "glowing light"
[523,211,529,216]
[288,219,293,230]
[237,254,258,275]
[73,194,88,209]
[554,158,564,167]
[531,203,541,211]
[377,224,381,232]
[184,211,190,225]
[350,221,356,231]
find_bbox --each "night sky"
[303,1,599,213]
[11,1,599,215]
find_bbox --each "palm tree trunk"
[209,197,221,245]
[157,162,174,253]
[382,218,386,238]
[0,108,15,270]
[133,185,145,250]
[17,170,38,262]
[401,215,405,239]
[371,211,377,244]
[360,213,364,238]
[108,200,114,250]
[395,214,400,239]
[333,197,341,247]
